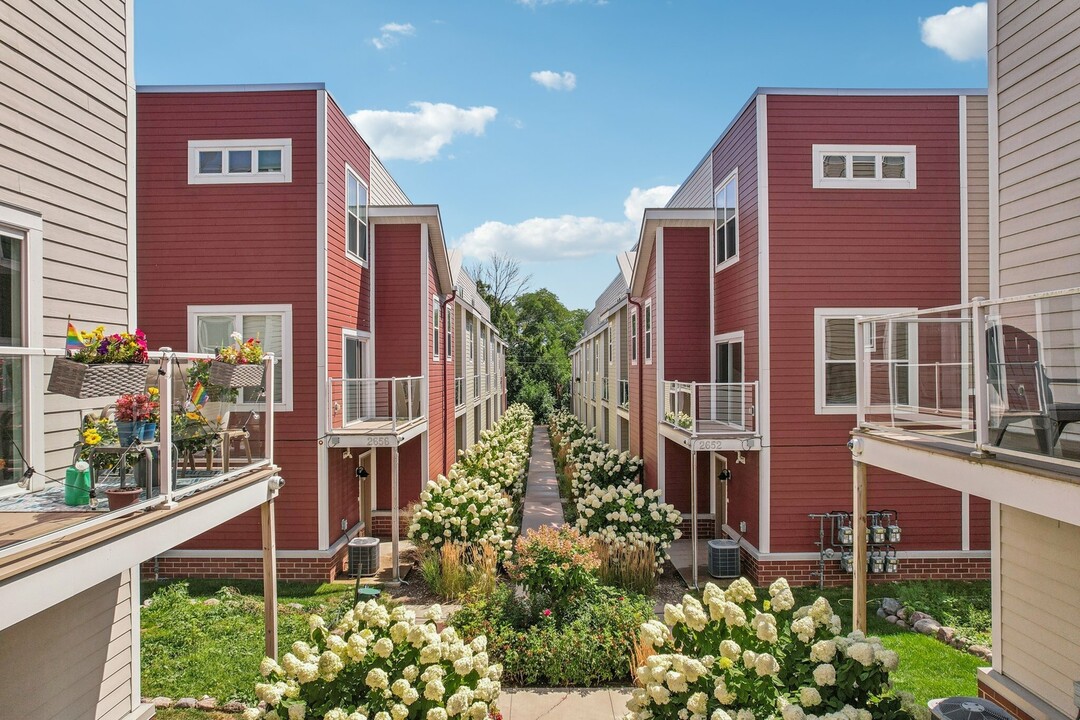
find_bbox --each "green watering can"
[65,460,92,506]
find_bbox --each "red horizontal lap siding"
[634,250,659,492]
[427,252,454,480]
[765,94,980,553]
[374,224,422,378]
[136,89,320,551]
[328,449,362,544]
[661,226,711,382]
[375,437,423,511]
[969,495,991,550]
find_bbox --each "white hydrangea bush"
[625,578,908,720]
[408,404,533,558]
[249,602,502,720]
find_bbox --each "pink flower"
[542,608,552,617]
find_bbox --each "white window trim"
[811,145,917,190]
[630,309,638,366]
[345,164,370,267]
[187,304,294,412]
[432,295,441,361]
[446,307,453,361]
[188,138,293,184]
[644,299,653,365]
[813,307,915,415]
[607,323,614,366]
[341,328,372,425]
[712,330,745,384]
[714,168,740,273]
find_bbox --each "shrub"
[596,541,658,595]
[420,542,499,601]
[250,601,502,720]
[506,525,599,612]
[452,584,654,687]
[625,577,909,720]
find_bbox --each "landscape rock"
[221,700,246,713]
[896,606,909,621]
[937,626,956,643]
[885,615,899,624]
[968,644,992,660]
[896,620,908,629]
[196,697,218,711]
[914,618,942,635]
[951,637,968,649]
[881,597,902,615]
[152,697,173,709]
[876,607,887,618]
[909,611,931,625]
[175,698,197,709]
[203,598,221,607]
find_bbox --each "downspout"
[627,293,644,474]
[441,290,457,475]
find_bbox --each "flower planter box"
[209,360,264,388]
[48,358,149,399]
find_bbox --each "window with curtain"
[192,308,291,408]
[1,232,24,488]
[347,170,369,263]
[714,173,738,267]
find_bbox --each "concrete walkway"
[500,687,633,720]
[520,426,566,533]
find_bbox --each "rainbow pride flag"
[66,322,87,353]
[191,381,208,408]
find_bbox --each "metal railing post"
[855,319,868,428]
[264,355,275,464]
[391,378,398,432]
[157,351,175,508]
[690,382,697,434]
[971,299,992,456]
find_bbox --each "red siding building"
[603,89,993,585]
[136,84,496,580]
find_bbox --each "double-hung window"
[644,301,653,364]
[347,168,369,263]
[812,145,916,189]
[188,139,292,184]
[189,305,293,411]
[432,296,441,360]
[815,308,915,414]
[630,310,638,365]
[714,171,738,268]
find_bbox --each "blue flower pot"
[116,420,137,447]
[139,421,158,442]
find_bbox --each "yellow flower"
[83,429,102,445]
[718,657,734,670]
[148,387,159,397]
[186,412,203,421]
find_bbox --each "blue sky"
[135,1,988,311]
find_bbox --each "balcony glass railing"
[618,379,630,408]
[662,380,758,436]
[856,287,1080,470]
[328,376,424,433]
[0,348,276,559]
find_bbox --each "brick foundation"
[370,513,414,539]
[977,678,1044,720]
[676,516,717,538]
[141,543,352,583]
[740,549,991,587]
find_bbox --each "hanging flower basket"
[48,358,149,399]
[208,360,264,389]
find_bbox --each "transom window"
[189,305,293,410]
[188,139,292,184]
[346,169,369,263]
[714,172,738,268]
[812,145,916,189]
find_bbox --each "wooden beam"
[261,498,278,660]
[391,446,400,582]
[852,460,868,632]
[690,450,699,590]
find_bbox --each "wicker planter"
[209,360,265,388]
[48,358,149,399]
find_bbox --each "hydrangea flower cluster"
[549,412,682,569]
[248,602,502,720]
[408,405,533,558]
[625,577,907,720]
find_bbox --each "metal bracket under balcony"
[327,377,426,447]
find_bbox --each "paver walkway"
[520,426,566,533]
[501,687,633,720]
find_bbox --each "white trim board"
[316,90,330,550]
[755,94,772,554]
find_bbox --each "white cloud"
[623,185,678,224]
[530,70,577,91]
[457,184,679,261]
[920,3,987,61]
[349,102,498,162]
[372,21,415,50]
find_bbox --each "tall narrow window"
[714,172,738,268]
[343,334,369,423]
[432,296,441,360]
[714,339,744,384]
[607,325,614,365]
[347,169,369,263]
[713,336,745,426]
[1,232,24,489]
[630,310,638,364]
[446,308,453,361]
[644,301,653,364]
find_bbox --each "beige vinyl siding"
[667,156,713,209]
[0,571,135,720]
[994,0,1080,295]
[966,96,991,300]
[369,152,410,206]
[999,506,1080,717]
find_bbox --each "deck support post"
[690,449,699,590]
[261,496,278,660]
[852,459,868,632]
[391,445,400,583]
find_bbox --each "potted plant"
[115,391,156,446]
[49,324,150,399]
[78,413,142,510]
[208,332,265,388]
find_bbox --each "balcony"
[661,380,760,451]
[455,376,465,408]
[618,379,630,409]
[854,289,1080,479]
[327,376,425,446]
[0,348,279,583]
